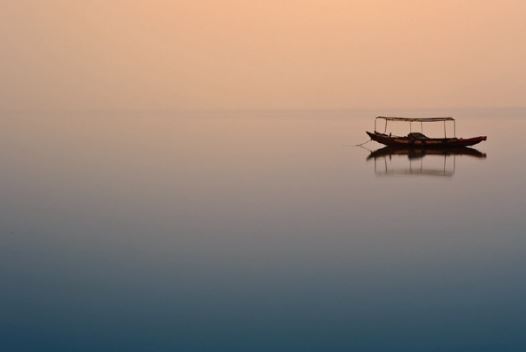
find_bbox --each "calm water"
[2,110,525,351]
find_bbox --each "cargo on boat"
[366,116,487,148]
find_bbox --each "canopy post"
[374,118,377,132]
[384,119,388,133]
[454,120,456,137]
[443,121,447,138]
[420,121,423,133]
[409,121,412,132]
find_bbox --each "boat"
[366,116,487,148]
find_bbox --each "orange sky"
[2,0,525,110]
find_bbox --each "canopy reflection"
[366,146,487,177]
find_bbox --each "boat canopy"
[374,116,457,137]
[376,116,455,122]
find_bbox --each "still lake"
[2,110,525,351]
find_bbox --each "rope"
[355,138,372,147]
[355,139,375,153]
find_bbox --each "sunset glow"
[3,0,526,110]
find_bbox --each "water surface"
[1,111,525,351]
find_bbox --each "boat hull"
[366,131,487,148]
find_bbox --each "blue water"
[1,111,525,351]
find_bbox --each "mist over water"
[3,1,526,350]
[1,110,525,351]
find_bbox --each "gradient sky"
[2,0,525,110]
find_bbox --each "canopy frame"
[374,116,456,138]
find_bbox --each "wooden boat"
[367,116,487,148]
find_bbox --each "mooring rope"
[355,140,374,153]
[355,138,372,147]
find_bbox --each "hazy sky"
[2,0,525,110]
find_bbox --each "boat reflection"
[366,146,487,177]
